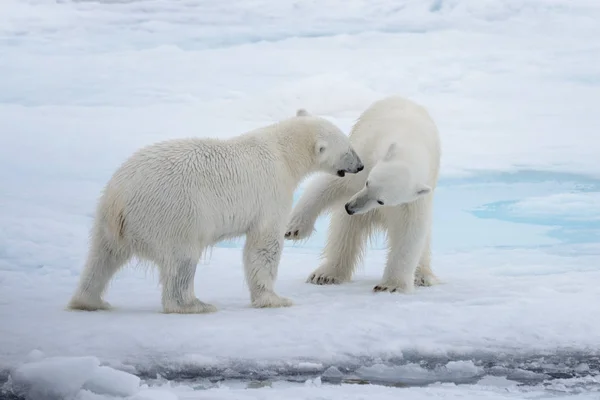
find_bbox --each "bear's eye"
[377,200,384,205]
[319,146,326,154]
[366,181,369,187]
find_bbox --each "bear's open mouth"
[337,170,346,177]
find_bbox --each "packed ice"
[1,0,600,399]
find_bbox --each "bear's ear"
[383,142,398,161]
[296,109,311,117]
[315,140,327,155]
[415,183,432,197]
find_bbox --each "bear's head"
[296,109,363,177]
[344,143,431,215]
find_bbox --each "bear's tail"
[106,206,126,240]
[99,187,127,242]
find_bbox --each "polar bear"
[68,110,363,314]
[285,96,440,293]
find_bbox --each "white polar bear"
[68,110,363,314]
[285,96,440,293]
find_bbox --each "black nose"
[345,203,355,215]
[357,164,364,172]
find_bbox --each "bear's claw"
[414,271,439,287]
[373,285,395,292]
[284,229,300,239]
[284,214,315,241]
[372,280,414,294]
[306,268,348,285]
[308,274,341,285]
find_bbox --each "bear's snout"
[339,161,363,176]
[338,150,363,176]
[348,150,363,174]
[345,203,355,215]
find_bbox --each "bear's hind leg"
[307,209,372,285]
[244,229,292,308]
[68,233,131,311]
[160,257,217,314]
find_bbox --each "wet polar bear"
[68,110,363,314]
[285,96,440,293]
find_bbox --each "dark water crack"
[133,351,600,387]
[2,352,600,399]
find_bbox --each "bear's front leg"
[285,174,350,241]
[244,229,293,308]
[374,212,430,294]
[307,209,371,285]
[414,230,439,287]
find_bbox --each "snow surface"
[2,0,600,398]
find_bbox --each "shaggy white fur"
[286,96,441,293]
[68,110,362,313]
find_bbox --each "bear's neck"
[272,121,318,185]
